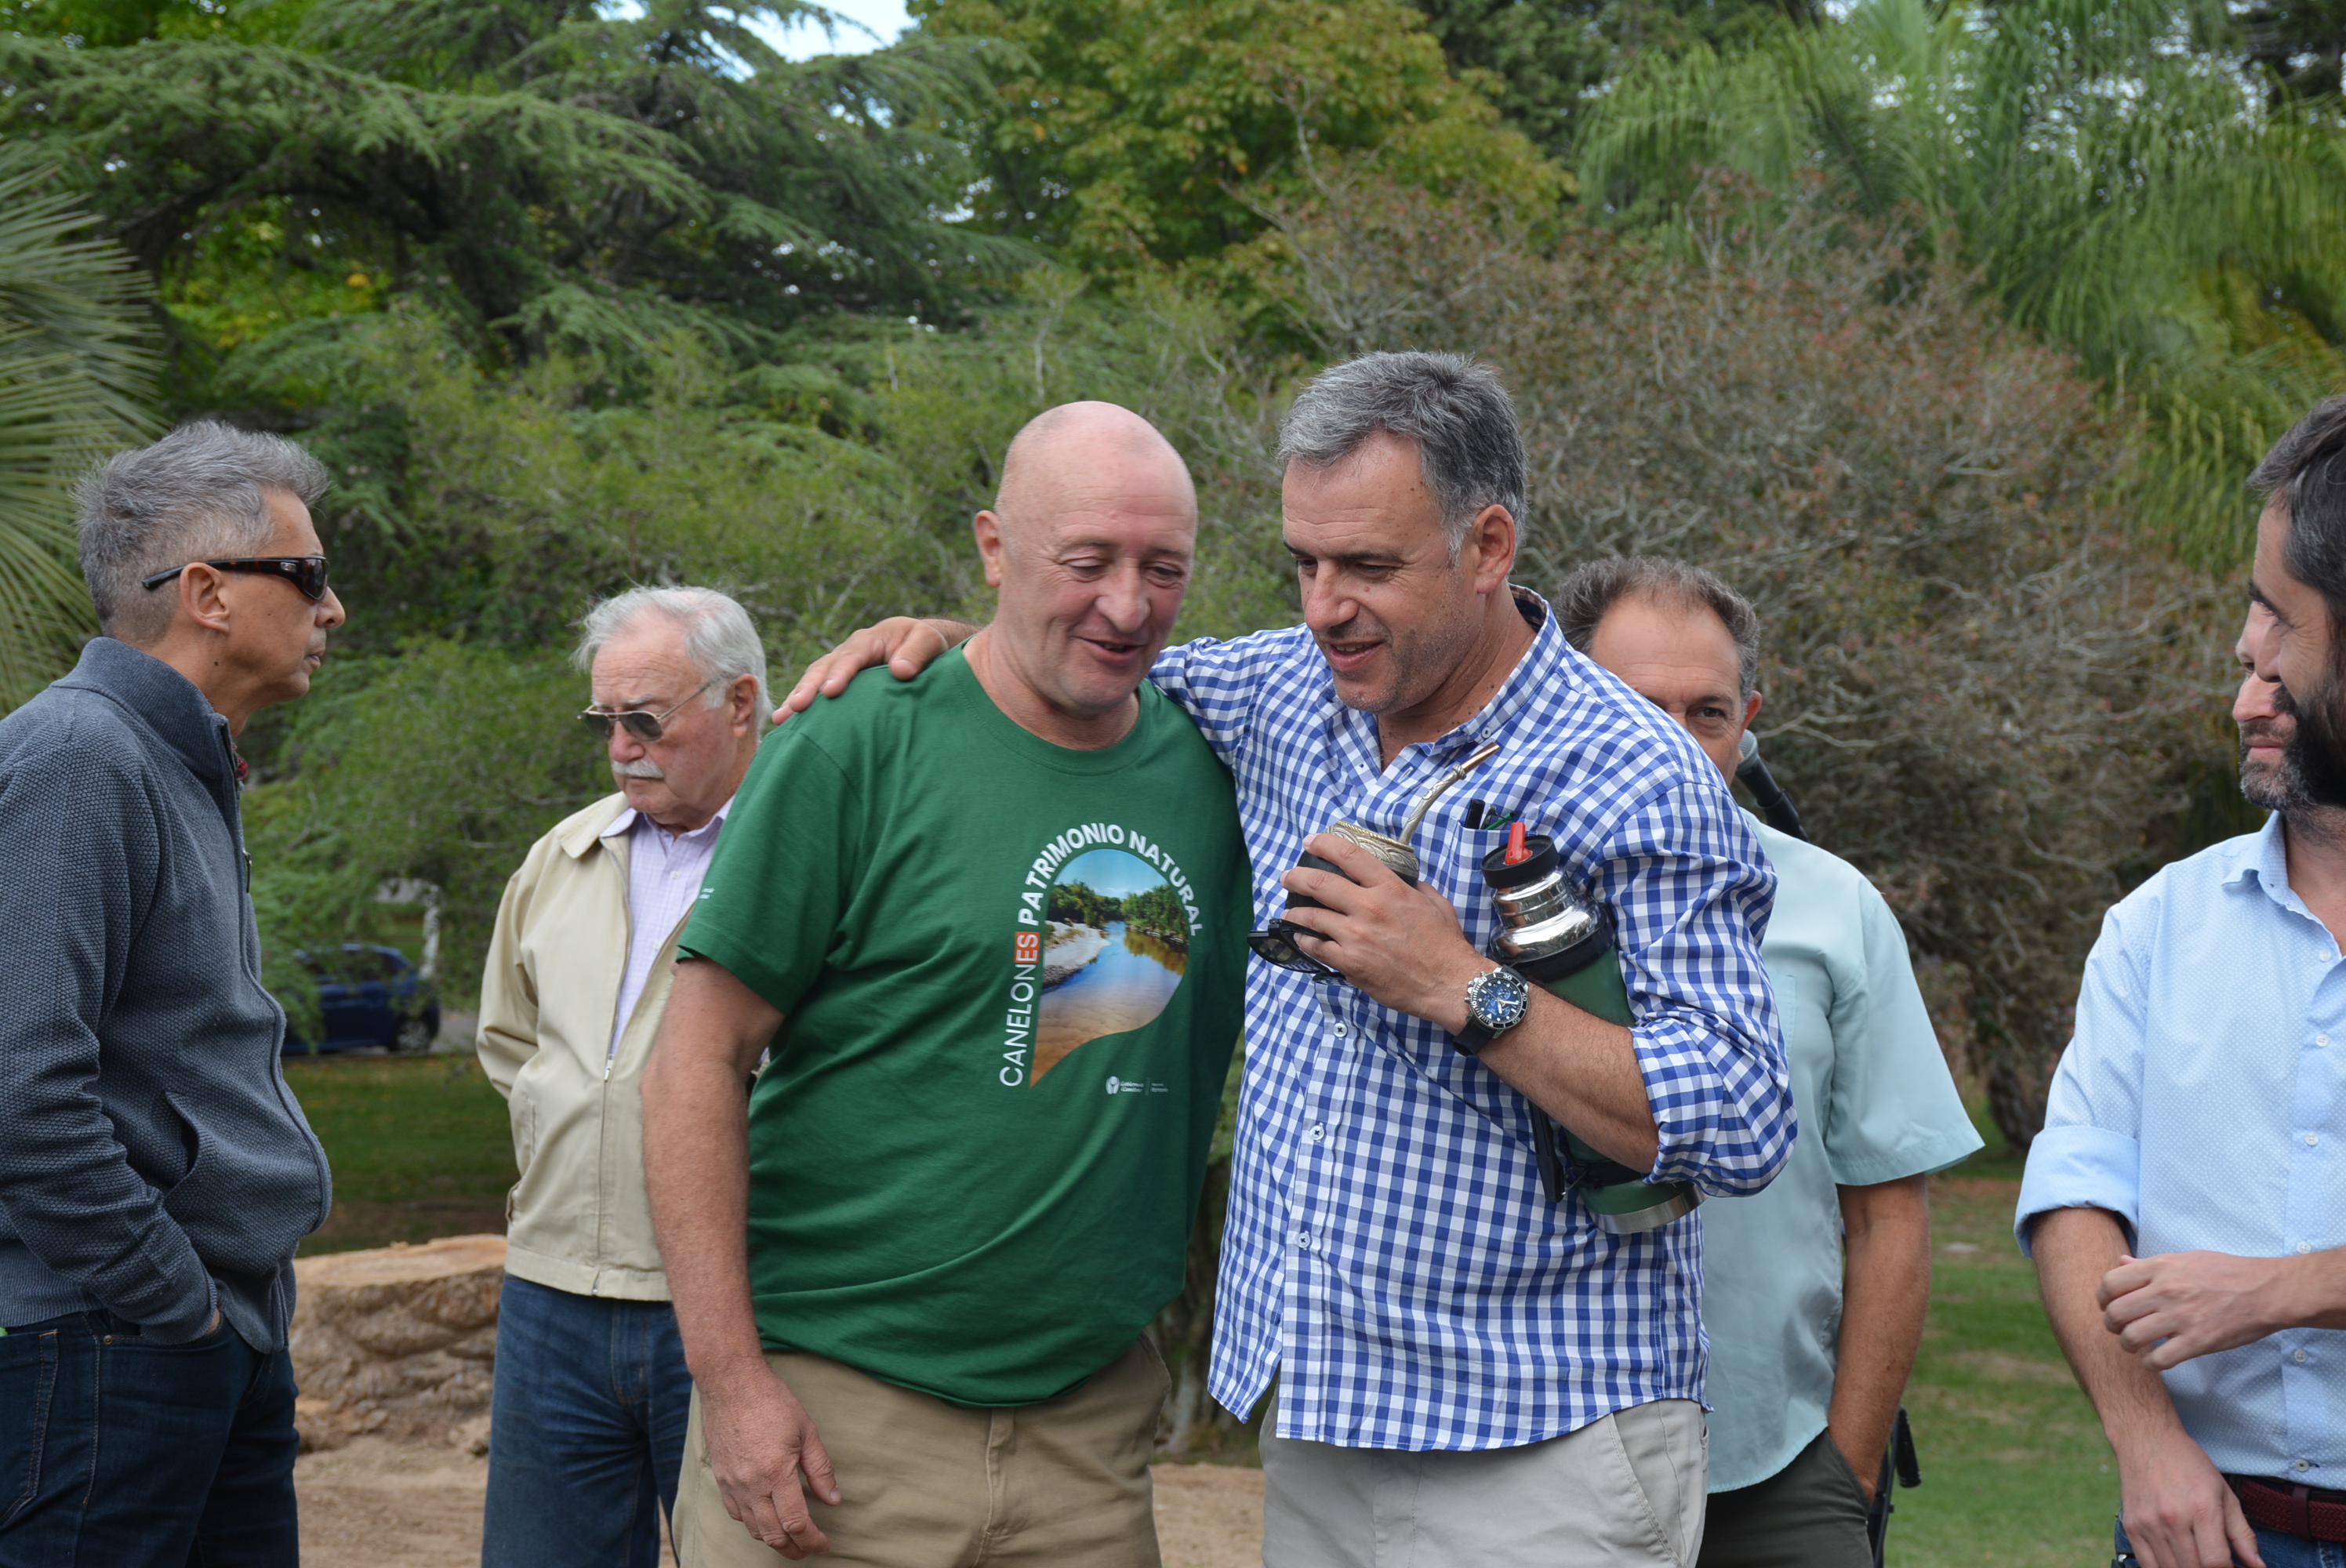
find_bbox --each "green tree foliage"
[913,0,1564,276]
[0,146,154,707]
[1046,879,1114,928]
[244,643,609,1002]
[1411,0,1817,158]
[1255,170,2232,1150]
[1121,880,1188,942]
[1576,0,2346,564]
[0,0,1020,388]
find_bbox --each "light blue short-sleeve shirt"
[1702,817,1982,1491]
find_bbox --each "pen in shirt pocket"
[1462,799,1518,833]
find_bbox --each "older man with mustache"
[2022,396,2346,1568]
[475,586,770,1568]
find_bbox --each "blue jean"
[482,1275,691,1568]
[2119,1516,2346,1567]
[0,1307,298,1566]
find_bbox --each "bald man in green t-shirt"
[641,403,1250,1566]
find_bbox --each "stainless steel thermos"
[1480,827,1702,1235]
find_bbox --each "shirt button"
[2298,1460,2313,1472]
[2321,1034,2333,1048]
[1294,1229,1313,1249]
[2310,1134,2322,1147]
[2300,1242,2315,1254]
[1310,1124,1326,1142]
[1334,1024,1349,1038]
[2296,1350,2312,1364]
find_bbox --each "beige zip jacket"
[477,793,682,1301]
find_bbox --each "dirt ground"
[296,1436,1265,1567]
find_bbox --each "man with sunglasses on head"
[474,586,769,1568]
[0,421,343,1565]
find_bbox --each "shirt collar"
[2223,810,2291,895]
[55,636,240,798]
[601,793,735,843]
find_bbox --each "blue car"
[285,944,441,1054]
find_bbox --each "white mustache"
[612,758,665,780]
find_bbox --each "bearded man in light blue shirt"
[2023,395,2346,1568]
[1556,557,1981,1568]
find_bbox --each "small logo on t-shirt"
[1105,1076,1144,1096]
[1106,1075,1120,1094]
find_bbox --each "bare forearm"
[642,961,784,1388]
[1829,1177,1931,1490]
[1477,987,1658,1171]
[645,1052,763,1380]
[2035,1207,2192,1451]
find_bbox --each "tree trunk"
[289,1233,505,1450]
[1986,1058,2046,1158]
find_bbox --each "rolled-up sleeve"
[1598,782,1792,1196]
[2015,906,2145,1255]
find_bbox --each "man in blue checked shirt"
[785,351,1796,1567]
[2022,396,2346,1568]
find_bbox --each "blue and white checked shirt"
[1150,592,1793,1451]
[2018,815,2346,1482]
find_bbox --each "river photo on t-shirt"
[1036,848,1189,1080]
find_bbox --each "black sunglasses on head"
[141,556,331,602]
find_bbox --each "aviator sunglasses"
[141,555,332,601]
[579,677,719,744]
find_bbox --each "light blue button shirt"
[1703,818,1981,1491]
[2017,815,2346,1481]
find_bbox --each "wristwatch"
[1454,965,1531,1055]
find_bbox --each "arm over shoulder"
[1146,627,1314,761]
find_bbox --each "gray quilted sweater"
[0,637,330,1348]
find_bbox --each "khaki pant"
[1260,1394,1708,1568]
[675,1338,1168,1567]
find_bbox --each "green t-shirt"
[677,648,1249,1406]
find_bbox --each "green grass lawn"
[1896,1152,2117,1566]
[285,1054,515,1254]
[284,1061,2118,1558]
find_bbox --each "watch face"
[1471,969,1529,1031]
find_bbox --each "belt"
[2227,1475,2346,1542]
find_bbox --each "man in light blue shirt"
[1558,557,1981,1568]
[2023,395,2346,1568]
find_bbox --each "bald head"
[967,401,1200,744]
[993,401,1197,544]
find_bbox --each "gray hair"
[74,420,331,644]
[1276,351,1527,557]
[2253,396,2346,638]
[573,586,770,718]
[1553,555,1763,702]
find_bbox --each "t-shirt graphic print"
[1011,829,1200,1083]
[678,648,1248,1406]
